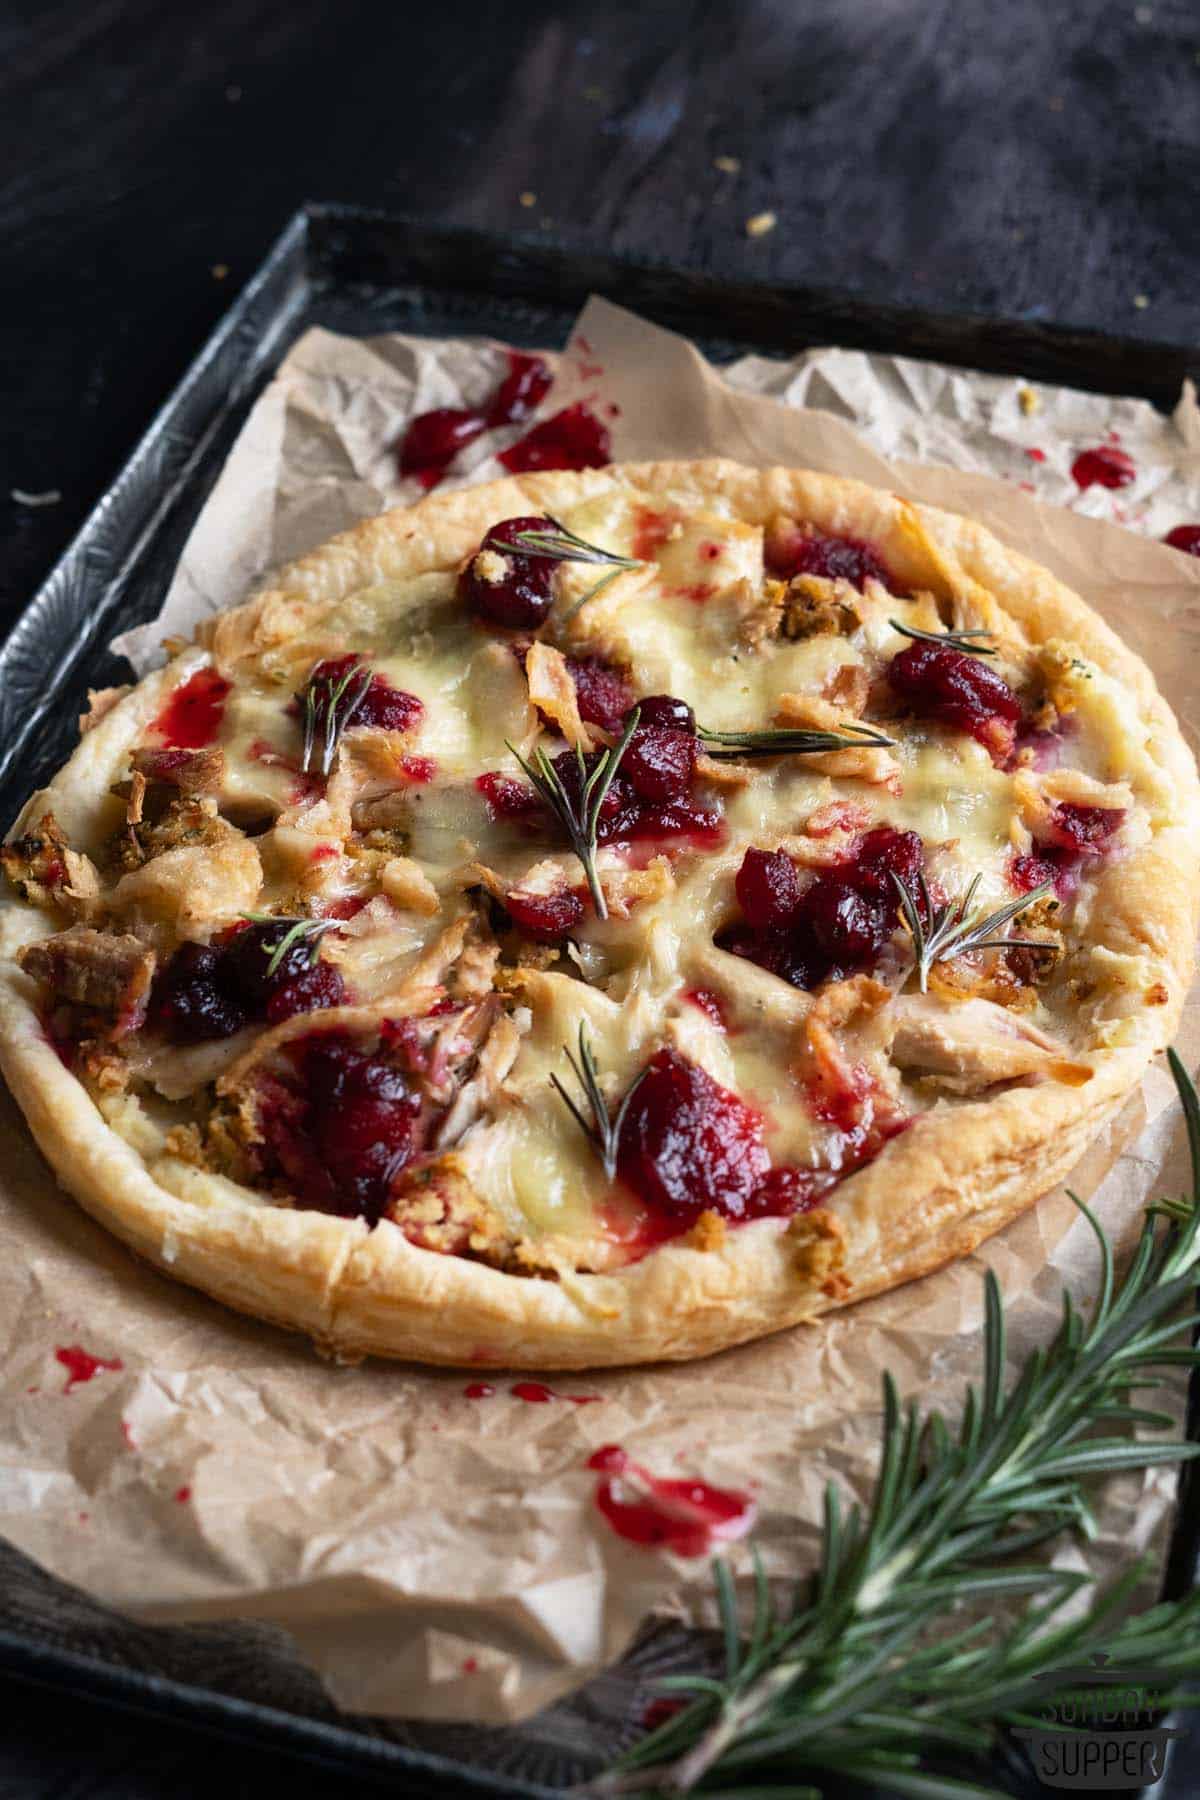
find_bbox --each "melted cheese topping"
[68,479,1159,1267]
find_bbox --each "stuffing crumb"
[745,211,777,239]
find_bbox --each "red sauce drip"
[401,754,437,783]
[586,1444,755,1556]
[151,668,230,749]
[55,1345,123,1393]
[511,1381,602,1405]
[1071,446,1136,490]
[397,351,552,487]
[1164,524,1200,557]
[683,988,727,1030]
[318,894,371,921]
[1025,447,1046,463]
[498,403,611,473]
[174,1485,192,1503]
[461,1656,479,1674]
[632,508,678,561]
[668,582,717,604]
[309,843,338,863]
[463,1382,496,1399]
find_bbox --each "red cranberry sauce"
[1010,802,1124,897]
[498,402,611,473]
[296,656,424,741]
[615,1046,820,1235]
[1165,524,1200,557]
[254,1027,421,1223]
[765,518,905,594]
[886,639,1023,764]
[720,827,924,992]
[477,695,721,923]
[151,667,231,749]
[1071,446,1136,491]
[55,1345,124,1392]
[505,886,586,941]
[153,920,346,1042]
[586,1443,755,1556]
[398,351,552,486]
[460,515,559,629]
[564,656,634,733]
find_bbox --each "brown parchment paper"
[6,296,1200,1726]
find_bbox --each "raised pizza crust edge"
[0,459,1195,1369]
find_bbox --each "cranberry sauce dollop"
[497,402,611,474]
[1164,524,1200,557]
[765,518,905,594]
[587,1443,756,1556]
[1010,801,1124,897]
[150,667,231,749]
[886,639,1023,764]
[615,1046,817,1231]
[397,351,552,488]
[720,826,924,991]
[154,920,345,1042]
[460,515,560,629]
[1071,446,1136,491]
[480,694,721,935]
[254,1027,420,1223]
[296,656,424,741]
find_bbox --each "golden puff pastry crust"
[0,459,1195,1369]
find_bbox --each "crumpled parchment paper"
[4,294,1199,1724]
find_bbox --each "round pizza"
[1,461,1196,1368]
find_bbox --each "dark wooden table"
[3,0,1199,1793]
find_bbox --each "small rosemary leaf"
[890,619,998,657]
[698,722,896,759]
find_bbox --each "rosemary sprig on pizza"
[0,462,1195,1366]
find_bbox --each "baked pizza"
[1,461,1196,1368]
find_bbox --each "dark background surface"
[3,0,1199,1794]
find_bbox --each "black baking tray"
[1,202,1198,1798]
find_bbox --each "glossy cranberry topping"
[297,656,424,740]
[568,657,635,732]
[721,827,924,991]
[1072,446,1136,491]
[151,667,231,749]
[1164,524,1200,557]
[154,920,345,1042]
[497,403,611,474]
[1012,802,1123,898]
[398,352,552,487]
[615,1046,814,1229]
[476,770,544,821]
[586,1443,756,1556]
[635,693,695,732]
[257,1029,420,1223]
[765,520,904,593]
[460,515,558,629]
[621,723,698,802]
[887,639,1023,764]
[504,887,586,941]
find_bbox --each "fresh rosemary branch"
[892,871,1057,992]
[506,708,640,922]
[587,1048,1200,1799]
[300,659,372,776]
[486,517,643,571]
[698,722,897,761]
[241,913,336,979]
[891,619,998,656]
[550,1024,647,1182]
